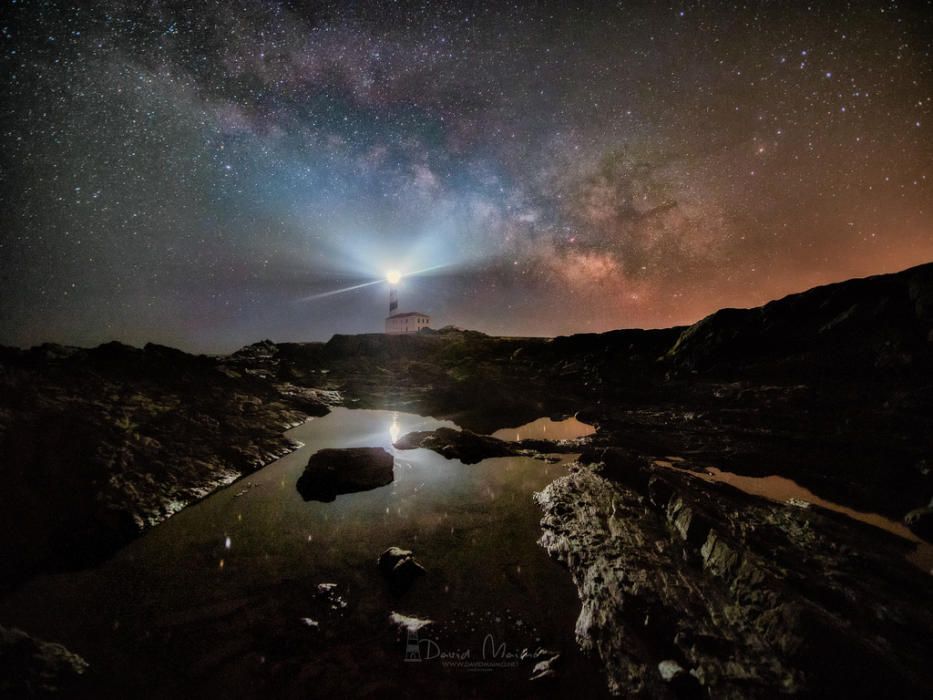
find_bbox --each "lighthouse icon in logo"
[404,627,422,662]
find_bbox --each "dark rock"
[529,652,561,682]
[0,339,337,588]
[314,583,348,612]
[378,546,426,591]
[516,438,587,454]
[0,625,89,696]
[535,459,933,697]
[905,505,933,540]
[388,612,433,636]
[658,660,703,697]
[664,262,933,380]
[394,427,518,464]
[296,448,394,502]
[377,546,413,571]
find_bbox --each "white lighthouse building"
[385,311,431,334]
[384,283,430,334]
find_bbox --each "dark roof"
[386,312,430,319]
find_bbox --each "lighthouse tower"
[384,279,430,334]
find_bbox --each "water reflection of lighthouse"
[389,412,401,444]
[404,627,422,662]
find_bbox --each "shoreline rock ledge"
[296,447,394,502]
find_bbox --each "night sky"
[2,1,931,352]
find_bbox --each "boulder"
[388,612,433,635]
[296,447,394,502]
[0,625,89,696]
[378,547,427,591]
[904,505,933,540]
[529,652,560,682]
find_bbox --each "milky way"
[2,1,931,351]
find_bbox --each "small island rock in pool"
[296,447,394,502]
[393,427,517,464]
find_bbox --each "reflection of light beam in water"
[296,262,455,303]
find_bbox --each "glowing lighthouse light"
[384,268,430,334]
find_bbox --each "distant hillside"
[664,262,933,378]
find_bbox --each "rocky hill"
[0,342,335,589]
[665,262,933,378]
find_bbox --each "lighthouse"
[384,270,430,334]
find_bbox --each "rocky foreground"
[0,342,338,588]
[537,448,933,697]
[1,262,932,695]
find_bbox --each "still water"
[653,457,933,574]
[491,416,597,443]
[0,409,607,698]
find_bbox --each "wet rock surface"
[536,449,933,697]
[394,427,519,463]
[393,427,583,464]
[905,504,933,540]
[295,447,394,502]
[0,341,337,588]
[0,625,89,696]
[378,547,427,591]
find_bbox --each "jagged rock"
[378,547,426,590]
[296,448,394,502]
[0,625,89,695]
[905,505,933,540]
[529,652,560,681]
[394,427,518,464]
[0,340,334,587]
[378,546,414,571]
[315,582,348,612]
[657,659,703,696]
[535,459,933,697]
[388,612,433,635]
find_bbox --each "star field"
[1,1,931,351]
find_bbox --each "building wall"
[385,315,430,334]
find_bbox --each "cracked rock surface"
[536,449,933,697]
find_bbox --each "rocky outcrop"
[393,427,585,464]
[536,450,933,697]
[296,448,394,502]
[664,263,933,378]
[0,341,337,588]
[0,625,89,696]
[905,504,933,540]
[393,428,518,463]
